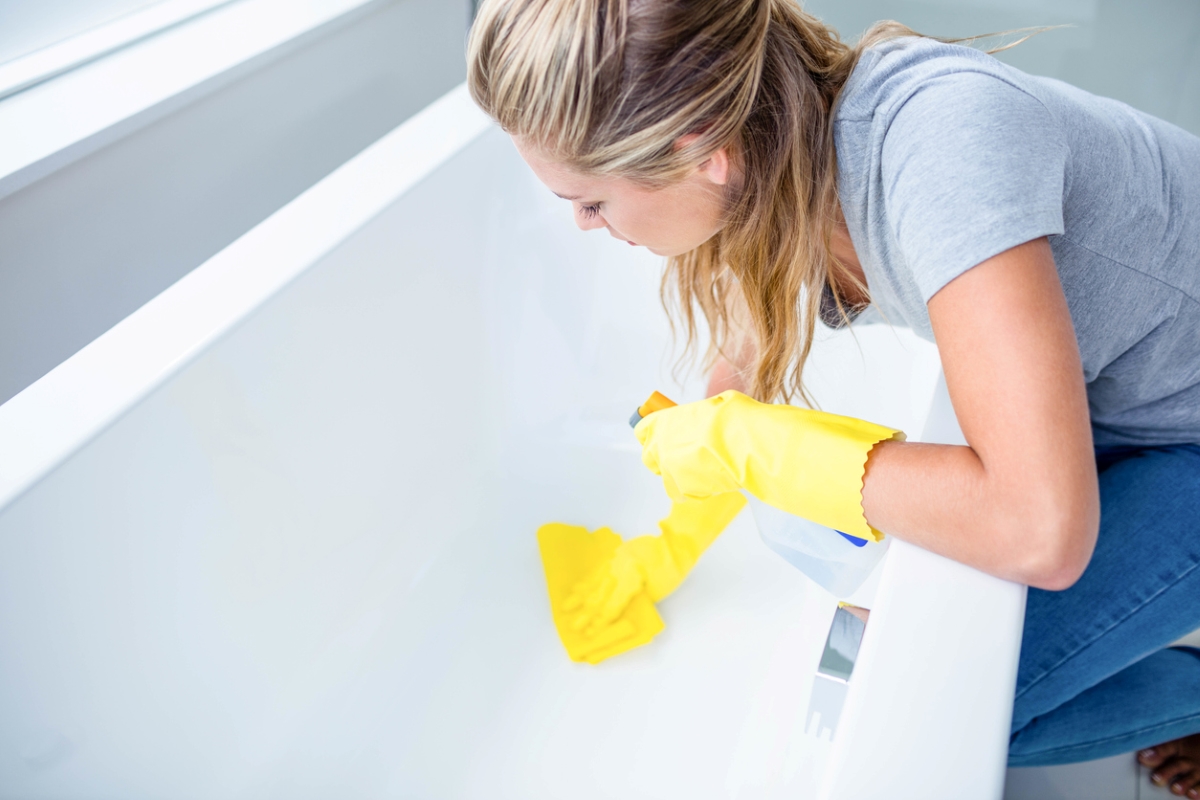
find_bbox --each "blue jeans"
[1008,443,1200,767]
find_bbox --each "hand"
[562,542,646,637]
[536,493,747,664]
[634,391,748,501]
[562,533,691,636]
[635,391,902,542]
[536,523,665,664]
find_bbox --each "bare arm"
[861,238,1099,590]
[706,356,750,396]
[706,324,757,397]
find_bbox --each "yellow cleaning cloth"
[635,390,904,542]
[537,523,664,664]
[537,492,747,664]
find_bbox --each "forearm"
[706,320,757,398]
[625,493,746,601]
[707,356,747,396]
[858,240,1101,590]
[860,438,1098,590]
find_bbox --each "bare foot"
[1139,733,1200,797]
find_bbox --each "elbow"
[1018,509,1099,592]
[1026,544,1090,591]
[986,464,1101,591]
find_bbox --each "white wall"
[804,0,1200,138]
[0,0,470,406]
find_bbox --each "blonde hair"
[468,0,1033,403]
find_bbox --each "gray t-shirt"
[834,37,1200,447]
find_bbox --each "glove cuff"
[732,399,904,542]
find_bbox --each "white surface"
[0,0,161,64]
[820,375,1027,800]
[0,84,490,512]
[0,0,380,199]
[0,85,1024,796]
[0,0,236,100]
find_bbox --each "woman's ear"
[676,134,731,186]
[700,147,731,186]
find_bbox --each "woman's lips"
[628,241,638,246]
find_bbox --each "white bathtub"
[0,86,1025,799]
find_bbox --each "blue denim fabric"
[1008,444,1200,767]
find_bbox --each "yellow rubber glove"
[537,491,746,664]
[634,390,904,542]
[537,523,664,664]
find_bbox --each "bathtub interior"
[0,123,955,797]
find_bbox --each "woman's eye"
[578,203,601,219]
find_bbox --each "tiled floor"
[1004,753,1167,800]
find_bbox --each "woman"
[467,0,1200,785]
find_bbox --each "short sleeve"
[880,71,1068,301]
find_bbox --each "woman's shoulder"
[837,36,1038,124]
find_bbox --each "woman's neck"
[831,207,870,307]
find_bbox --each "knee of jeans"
[1010,690,1042,737]
[1007,727,1041,765]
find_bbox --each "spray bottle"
[631,392,889,598]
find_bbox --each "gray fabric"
[834,37,1200,447]
[818,281,866,328]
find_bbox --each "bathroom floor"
[1005,753,1163,800]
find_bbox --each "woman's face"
[513,137,733,258]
